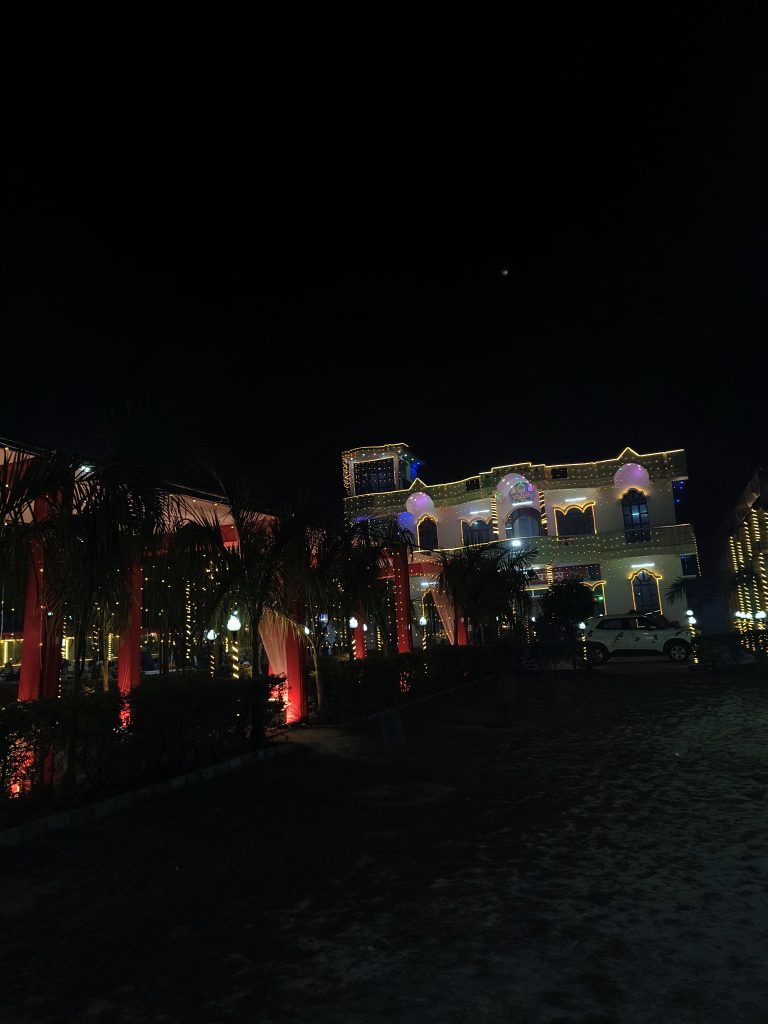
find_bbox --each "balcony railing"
[444,523,696,561]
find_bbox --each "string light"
[344,444,696,635]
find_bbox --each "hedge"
[0,673,285,818]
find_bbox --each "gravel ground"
[1,663,767,1023]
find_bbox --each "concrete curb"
[0,743,295,849]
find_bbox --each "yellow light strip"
[551,501,597,539]
[491,493,499,539]
[539,488,548,536]
[342,442,411,457]
[345,448,686,498]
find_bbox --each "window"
[465,477,480,492]
[629,617,657,630]
[505,507,541,538]
[354,458,396,495]
[680,553,699,577]
[673,479,689,524]
[417,517,439,550]
[622,489,649,528]
[622,489,650,543]
[462,519,493,546]
[555,505,595,537]
[551,467,568,479]
[599,617,645,630]
[632,571,659,614]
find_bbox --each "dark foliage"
[316,646,501,723]
[0,674,284,820]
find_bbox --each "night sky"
[2,15,765,571]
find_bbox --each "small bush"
[317,645,498,724]
[0,673,284,811]
[693,631,768,670]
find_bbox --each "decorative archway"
[505,507,542,538]
[554,503,596,537]
[417,516,439,550]
[621,489,649,531]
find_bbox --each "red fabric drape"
[117,565,142,694]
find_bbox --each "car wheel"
[665,640,691,663]
[587,643,609,665]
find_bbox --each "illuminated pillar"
[284,629,308,723]
[19,491,64,701]
[18,549,44,701]
[353,616,366,660]
[392,547,412,654]
[117,564,142,694]
[456,616,469,647]
[40,618,62,700]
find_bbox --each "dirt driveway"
[1,666,767,1023]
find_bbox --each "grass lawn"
[1,664,768,1023]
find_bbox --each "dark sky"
[2,13,766,569]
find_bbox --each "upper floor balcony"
[429,523,697,564]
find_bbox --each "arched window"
[417,517,439,550]
[462,519,493,546]
[555,505,595,537]
[622,489,650,543]
[505,507,542,538]
[632,571,660,613]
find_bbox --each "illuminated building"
[724,467,768,634]
[342,443,698,647]
[0,438,308,721]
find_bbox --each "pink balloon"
[405,492,435,516]
[613,462,650,491]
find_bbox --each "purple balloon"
[405,492,435,516]
[497,473,536,504]
[613,462,650,492]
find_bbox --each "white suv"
[584,614,693,664]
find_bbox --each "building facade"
[724,467,768,634]
[343,443,698,643]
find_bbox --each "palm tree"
[538,580,596,667]
[38,408,176,789]
[664,565,759,621]
[437,545,535,645]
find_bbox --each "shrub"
[0,673,284,810]
[317,645,497,724]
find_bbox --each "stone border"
[0,743,295,849]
